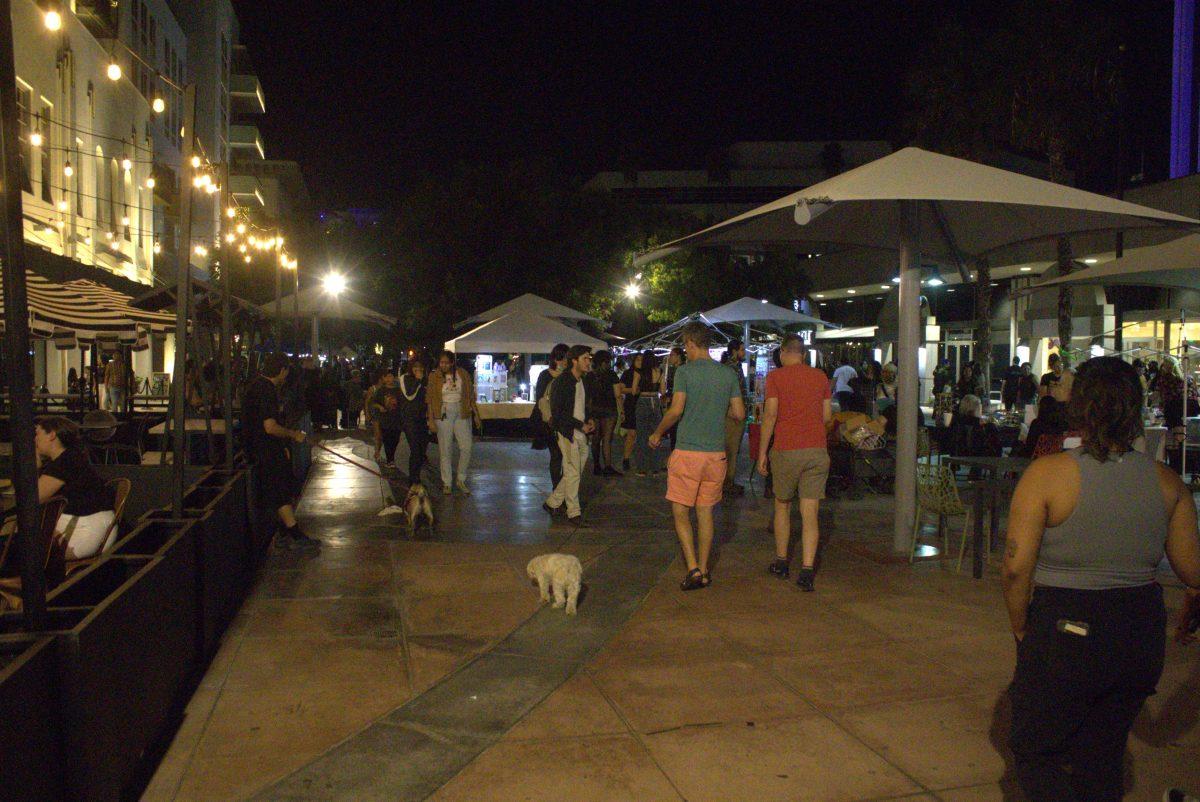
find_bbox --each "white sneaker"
[456,481,471,495]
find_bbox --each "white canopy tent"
[445,311,607,354]
[259,286,395,355]
[454,293,607,330]
[701,297,831,386]
[634,147,1200,556]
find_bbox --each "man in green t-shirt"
[650,322,746,591]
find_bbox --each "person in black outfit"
[375,373,404,469]
[242,353,318,549]
[585,350,621,476]
[1000,357,1023,411]
[398,361,430,482]
[947,393,1001,458]
[30,416,116,560]
[535,344,570,488]
[1018,395,1067,459]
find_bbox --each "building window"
[15,83,32,193]
[39,101,53,204]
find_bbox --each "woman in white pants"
[427,351,477,495]
[32,416,116,558]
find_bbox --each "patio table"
[941,455,1030,579]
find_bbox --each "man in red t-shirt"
[756,334,832,591]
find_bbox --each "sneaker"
[768,558,790,579]
[542,502,562,516]
[603,466,624,477]
[282,526,320,550]
[796,566,815,592]
[456,481,471,495]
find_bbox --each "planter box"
[0,636,65,800]
[192,469,257,570]
[0,555,196,800]
[112,517,201,661]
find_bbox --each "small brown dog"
[404,483,434,533]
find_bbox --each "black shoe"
[567,515,585,528]
[282,526,320,550]
[603,466,623,477]
[796,566,815,592]
[768,558,790,579]
[727,483,745,497]
[622,459,630,471]
[542,502,562,516]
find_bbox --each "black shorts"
[251,443,294,509]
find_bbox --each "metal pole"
[274,254,282,348]
[292,263,299,350]
[171,85,197,516]
[894,200,922,553]
[1182,309,1189,482]
[312,314,319,359]
[743,319,752,401]
[220,164,233,466]
[0,0,48,628]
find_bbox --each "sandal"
[700,572,711,587]
[680,568,706,591]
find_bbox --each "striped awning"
[0,271,176,342]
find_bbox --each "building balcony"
[228,175,265,208]
[230,74,266,114]
[229,125,265,160]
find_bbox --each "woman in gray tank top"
[1002,357,1200,802]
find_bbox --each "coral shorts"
[666,449,728,508]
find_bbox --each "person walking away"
[831,358,858,411]
[28,417,116,559]
[632,351,663,476]
[376,373,404,469]
[617,353,643,471]
[103,353,127,413]
[721,340,749,496]
[428,350,477,495]
[649,323,745,590]
[535,344,569,488]
[341,369,365,431]
[1003,357,1200,801]
[364,370,386,462]
[1000,357,1023,412]
[756,335,831,591]
[241,354,318,550]
[1016,362,1038,409]
[585,350,621,476]
[543,346,595,525]
[399,360,430,482]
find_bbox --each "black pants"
[381,427,402,465]
[549,439,563,488]
[1009,583,1165,802]
[403,417,429,479]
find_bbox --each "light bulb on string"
[152,97,165,114]
[121,157,132,172]
[55,220,65,230]
[243,254,251,263]
[29,131,43,148]
[121,215,130,227]
[190,155,201,169]
[226,207,236,219]
[145,177,155,189]
[56,200,67,212]
[106,62,122,81]
[204,182,218,195]
[236,223,246,235]
[193,245,207,257]
[152,240,161,254]
[84,235,92,246]
[105,230,114,240]
[238,244,247,253]
[191,175,204,188]
[224,233,235,243]
[62,160,73,177]
[109,239,120,251]
[44,9,62,30]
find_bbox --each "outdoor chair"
[0,496,68,612]
[100,418,151,465]
[61,478,131,578]
[911,463,982,570]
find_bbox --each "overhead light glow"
[121,157,132,172]
[891,276,901,284]
[880,285,890,290]
[226,207,236,218]
[1083,258,1098,264]
[847,289,857,294]
[56,200,68,212]
[322,272,347,296]
[145,177,155,189]
[152,97,166,114]
[44,9,62,30]
[1019,266,1032,272]
[814,294,824,298]
[62,161,73,177]
[190,155,202,169]
[925,276,945,287]
[624,282,640,300]
[236,223,246,235]
[29,131,43,148]
[106,62,122,81]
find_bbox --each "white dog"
[404,483,434,533]
[526,554,583,615]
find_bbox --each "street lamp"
[323,271,346,297]
[624,281,640,300]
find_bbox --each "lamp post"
[313,272,345,359]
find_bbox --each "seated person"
[34,416,116,559]
[947,394,1001,458]
[1017,395,1067,459]
[880,399,925,438]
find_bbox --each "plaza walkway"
[143,437,1200,801]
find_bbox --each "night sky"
[234,1,1175,211]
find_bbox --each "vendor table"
[476,402,535,421]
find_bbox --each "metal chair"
[0,496,68,612]
[910,463,976,569]
[62,479,131,578]
[101,418,151,465]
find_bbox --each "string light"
[145,177,155,189]
[109,239,120,251]
[204,182,218,195]
[105,230,114,240]
[224,232,235,243]
[62,160,73,177]
[83,235,92,246]
[106,62,122,82]
[152,240,161,254]
[243,254,251,263]
[152,97,165,114]
[190,155,201,169]
[238,243,247,253]
[55,219,65,230]
[225,207,236,218]
[121,157,132,172]
[191,175,204,188]
[120,214,130,227]
[44,9,62,31]
[29,131,43,148]
[56,200,67,212]
[236,223,246,235]
[193,245,208,257]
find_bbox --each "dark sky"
[233,1,1175,211]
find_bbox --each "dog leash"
[311,441,385,478]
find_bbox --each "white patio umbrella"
[701,297,831,386]
[454,293,608,330]
[1030,234,1200,292]
[635,147,1200,553]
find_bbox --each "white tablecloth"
[477,402,535,421]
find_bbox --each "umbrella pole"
[170,85,197,517]
[220,162,234,467]
[894,200,921,553]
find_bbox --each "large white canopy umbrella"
[635,147,1200,554]
[454,293,607,330]
[445,311,607,354]
[1030,234,1200,292]
[702,296,831,382]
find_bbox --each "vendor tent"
[702,297,828,328]
[455,293,606,330]
[446,311,606,354]
[1030,234,1200,292]
[633,146,1200,556]
[257,286,396,327]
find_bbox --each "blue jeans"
[634,396,662,473]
